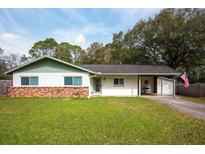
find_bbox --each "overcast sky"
[0,8,161,56]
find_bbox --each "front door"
[95,78,101,92]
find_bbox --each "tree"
[78,34,136,64]
[0,48,20,74]
[53,42,73,63]
[20,54,29,64]
[95,44,112,64]
[0,47,7,74]
[53,42,84,63]
[124,8,205,69]
[29,38,58,60]
[69,44,84,64]
[26,38,83,64]
[0,47,3,54]
[106,32,135,64]
[4,54,20,69]
[84,42,104,64]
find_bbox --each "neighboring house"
[5,56,180,98]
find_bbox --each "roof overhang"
[5,56,96,75]
[95,73,181,76]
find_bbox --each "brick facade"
[7,86,89,98]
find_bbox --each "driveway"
[144,96,205,120]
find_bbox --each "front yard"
[0,97,204,144]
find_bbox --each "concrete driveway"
[144,96,205,120]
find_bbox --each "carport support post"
[138,75,141,96]
[173,76,176,97]
[161,76,163,95]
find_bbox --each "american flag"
[180,72,190,88]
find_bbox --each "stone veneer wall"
[7,87,89,98]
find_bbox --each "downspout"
[173,75,176,98]
[161,76,163,95]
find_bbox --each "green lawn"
[179,96,205,104]
[0,97,204,145]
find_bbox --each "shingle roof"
[79,64,179,75]
[5,55,180,75]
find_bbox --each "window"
[64,77,73,85]
[21,77,38,86]
[21,77,29,85]
[64,76,82,86]
[30,77,38,85]
[113,78,124,86]
[74,77,82,85]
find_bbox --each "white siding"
[157,77,173,95]
[157,78,162,94]
[13,72,174,97]
[101,76,138,96]
[13,72,90,87]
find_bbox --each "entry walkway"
[144,96,205,120]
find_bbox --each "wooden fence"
[176,83,205,97]
[0,80,12,96]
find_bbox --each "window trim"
[21,76,39,86]
[64,76,82,86]
[113,78,124,87]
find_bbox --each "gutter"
[89,74,97,78]
[89,72,101,78]
[96,73,181,76]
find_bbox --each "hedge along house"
[5,56,180,98]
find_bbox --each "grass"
[179,96,205,104]
[0,97,205,145]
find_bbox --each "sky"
[0,8,161,56]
